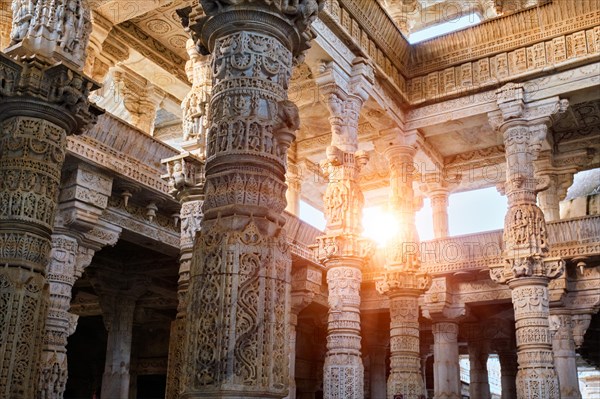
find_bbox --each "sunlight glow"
[362,207,401,247]
[408,13,481,44]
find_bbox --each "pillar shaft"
[285,162,302,216]
[432,322,460,399]
[163,153,205,399]
[498,350,518,399]
[100,295,138,399]
[376,140,430,399]
[430,193,449,239]
[38,235,80,399]
[323,260,364,399]
[314,59,373,399]
[489,84,567,399]
[550,312,582,399]
[180,2,321,397]
[165,199,203,399]
[468,340,491,399]
[368,343,387,399]
[90,273,149,399]
[0,3,97,395]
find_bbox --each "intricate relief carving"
[312,59,373,399]
[0,269,48,399]
[184,0,324,61]
[0,116,67,263]
[179,2,313,397]
[182,39,212,143]
[162,152,205,399]
[38,234,81,399]
[9,0,92,69]
[184,220,290,394]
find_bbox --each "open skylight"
[408,12,481,44]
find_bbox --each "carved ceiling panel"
[130,1,196,60]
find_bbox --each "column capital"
[376,270,431,297]
[490,256,565,284]
[0,53,102,134]
[489,83,569,130]
[422,277,467,321]
[419,172,462,197]
[180,0,325,63]
[316,57,374,103]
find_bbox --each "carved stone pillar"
[287,266,322,399]
[431,322,461,399]
[420,174,460,239]
[468,339,491,399]
[91,273,150,399]
[422,278,465,399]
[376,138,430,399]
[37,235,91,399]
[182,39,212,146]
[38,163,117,398]
[285,160,302,216]
[533,152,580,222]
[162,154,205,399]
[496,340,518,399]
[488,83,568,399]
[0,3,98,397]
[367,340,387,399]
[549,311,582,399]
[179,1,322,397]
[313,58,374,399]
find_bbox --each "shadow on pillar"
[295,304,328,399]
[579,311,600,368]
[64,316,107,399]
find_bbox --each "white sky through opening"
[408,13,482,44]
[299,186,507,245]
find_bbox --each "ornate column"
[420,174,461,239]
[285,159,302,216]
[367,335,387,399]
[432,322,460,399]
[287,266,322,399]
[313,58,374,399]
[549,311,582,399]
[162,154,205,399]
[423,277,466,399]
[0,2,99,397]
[494,337,518,399]
[376,135,430,399]
[467,339,491,399]
[533,152,579,222]
[488,83,568,399]
[179,1,323,397]
[37,163,117,399]
[90,272,150,399]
